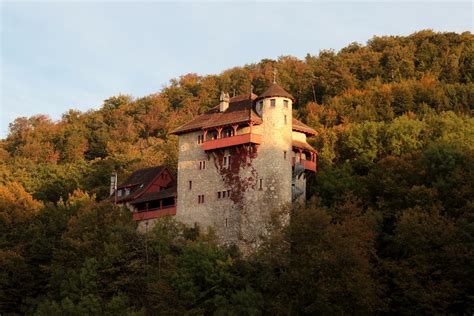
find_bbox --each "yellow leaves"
[17,141,60,164]
[379,83,393,95]
[306,102,324,117]
[420,73,438,88]
[106,137,167,168]
[61,133,89,163]
[66,189,95,207]
[0,146,10,161]
[0,182,42,225]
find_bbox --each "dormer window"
[270,99,276,107]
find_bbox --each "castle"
[114,82,317,251]
[172,82,317,251]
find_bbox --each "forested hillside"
[1,30,473,314]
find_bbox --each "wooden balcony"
[301,159,317,172]
[201,133,262,151]
[293,158,317,172]
[132,205,176,221]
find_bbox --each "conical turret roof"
[256,83,295,101]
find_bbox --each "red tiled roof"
[293,140,317,153]
[130,186,177,204]
[172,93,261,135]
[115,166,166,203]
[255,83,295,101]
[292,118,317,136]
[172,87,316,136]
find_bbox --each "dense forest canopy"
[1,30,473,314]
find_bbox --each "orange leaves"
[0,182,42,225]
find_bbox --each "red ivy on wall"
[212,145,258,208]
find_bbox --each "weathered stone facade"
[173,83,317,253]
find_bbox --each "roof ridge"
[171,95,261,134]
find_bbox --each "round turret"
[255,83,294,124]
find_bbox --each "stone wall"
[292,130,307,143]
[236,96,293,252]
[176,96,310,253]
[176,130,240,245]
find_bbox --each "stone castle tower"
[172,82,317,252]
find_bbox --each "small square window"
[189,181,192,190]
[223,191,226,198]
[284,151,287,159]
[270,99,276,107]
[284,115,287,124]
[218,192,221,199]
[259,179,263,190]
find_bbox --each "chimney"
[219,91,230,112]
[110,172,117,196]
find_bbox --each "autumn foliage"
[0,30,473,314]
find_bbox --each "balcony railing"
[201,133,262,151]
[301,159,317,172]
[293,158,317,172]
[132,205,176,221]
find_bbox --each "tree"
[0,182,42,313]
[256,202,381,315]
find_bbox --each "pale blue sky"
[1,1,472,138]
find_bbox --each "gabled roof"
[171,84,316,136]
[172,93,262,135]
[292,118,317,136]
[255,83,295,101]
[130,186,177,204]
[115,166,167,203]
